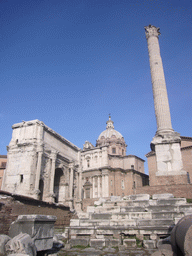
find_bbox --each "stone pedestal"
[9,215,57,251]
[151,133,186,178]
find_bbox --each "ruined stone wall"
[0,191,71,235]
[135,184,192,199]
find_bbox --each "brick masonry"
[135,184,192,199]
[0,190,72,235]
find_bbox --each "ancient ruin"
[2,116,149,210]
[0,25,192,255]
[144,25,187,185]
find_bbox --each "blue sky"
[1,0,191,173]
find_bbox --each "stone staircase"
[68,194,192,249]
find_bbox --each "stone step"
[179,204,192,212]
[146,205,178,212]
[151,211,184,219]
[111,212,152,220]
[120,206,145,212]
[156,198,186,205]
[70,224,172,238]
[138,218,174,227]
[91,213,111,220]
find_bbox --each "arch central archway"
[54,168,63,203]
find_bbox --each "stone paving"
[58,246,157,256]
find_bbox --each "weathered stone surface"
[70,238,89,247]
[69,195,192,252]
[94,198,106,206]
[91,213,111,220]
[152,194,174,200]
[157,198,186,206]
[143,240,156,249]
[105,239,119,247]
[110,196,122,201]
[9,215,56,251]
[70,219,80,226]
[0,234,11,256]
[5,233,36,256]
[138,219,174,227]
[123,239,136,248]
[90,239,105,248]
[120,206,145,212]
[129,194,150,201]
[151,249,174,256]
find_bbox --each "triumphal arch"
[2,120,81,207]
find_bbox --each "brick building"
[0,155,7,189]
[81,116,149,200]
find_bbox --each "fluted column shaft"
[69,167,74,199]
[49,151,57,197]
[145,25,173,134]
[34,145,43,192]
[98,176,101,198]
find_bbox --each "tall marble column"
[69,166,74,199]
[145,25,186,178]
[105,175,109,197]
[34,144,43,198]
[98,176,101,198]
[92,177,95,198]
[49,150,57,202]
[145,25,173,135]
[102,175,105,197]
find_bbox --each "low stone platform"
[68,194,192,250]
[60,246,157,255]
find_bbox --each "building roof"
[97,116,124,141]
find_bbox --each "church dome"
[98,117,123,141]
[96,116,127,152]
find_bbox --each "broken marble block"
[5,233,36,256]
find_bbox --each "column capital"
[50,150,58,160]
[37,144,44,153]
[144,25,160,39]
